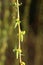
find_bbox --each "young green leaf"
[14,22,18,28]
[16,51,19,59]
[13,48,22,59]
[20,30,26,42]
[20,34,23,42]
[14,19,21,28]
[21,31,26,35]
[20,61,25,65]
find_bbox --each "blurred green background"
[0,0,43,65]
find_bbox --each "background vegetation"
[0,0,43,65]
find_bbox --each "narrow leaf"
[16,51,19,59]
[20,35,23,42]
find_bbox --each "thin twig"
[17,0,21,63]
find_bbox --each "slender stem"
[17,0,21,63]
[17,0,19,19]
